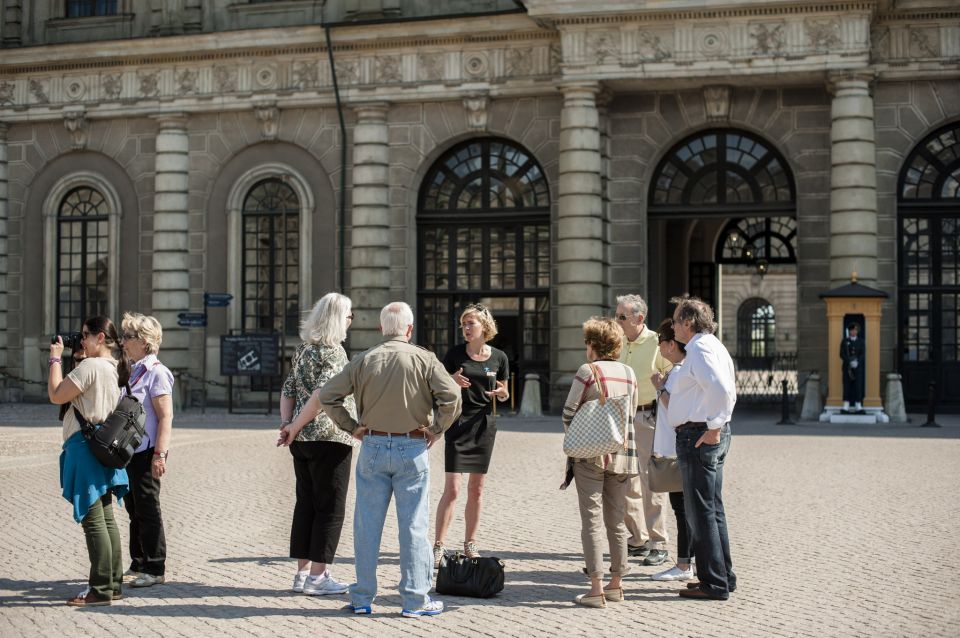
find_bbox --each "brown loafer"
[66,592,112,607]
[679,587,728,601]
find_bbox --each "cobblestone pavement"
[1,403,958,637]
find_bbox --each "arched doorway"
[417,138,550,396]
[898,121,960,408]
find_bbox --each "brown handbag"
[647,455,682,493]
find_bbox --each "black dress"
[441,344,509,474]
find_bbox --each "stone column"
[828,72,878,287]
[0,123,8,373]
[556,82,605,398]
[349,103,391,351]
[151,114,190,370]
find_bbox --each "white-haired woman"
[277,292,357,596]
[433,303,509,566]
[119,312,175,589]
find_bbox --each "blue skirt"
[60,431,129,524]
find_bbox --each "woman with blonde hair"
[277,292,357,596]
[119,312,175,589]
[561,317,638,608]
[433,303,509,567]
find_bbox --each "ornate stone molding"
[463,93,489,131]
[253,100,279,140]
[703,86,731,122]
[63,108,87,150]
[827,69,876,95]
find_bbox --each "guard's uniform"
[840,335,865,407]
[319,335,461,612]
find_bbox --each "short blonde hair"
[121,312,163,355]
[583,316,623,360]
[460,303,498,342]
[300,292,352,346]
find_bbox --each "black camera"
[53,332,83,350]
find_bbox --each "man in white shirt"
[654,295,736,601]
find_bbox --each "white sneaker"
[130,573,165,588]
[303,571,349,596]
[651,565,695,582]
[401,599,444,618]
[292,570,309,593]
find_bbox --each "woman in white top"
[49,316,131,607]
[649,318,695,582]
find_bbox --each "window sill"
[47,14,135,30]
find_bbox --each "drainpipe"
[322,3,348,294]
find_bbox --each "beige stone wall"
[719,267,799,356]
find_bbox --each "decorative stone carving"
[505,48,534,77]
[29,79,49,104]
[254,100,279,140]
[176,69,198,96]
[253,63,278,89]
[335,59,360,85]
[213,66,237,93]
[806,20,841,52]
[463,93,488,131]
[294,60,319,89]
[102,74,123,99]
[909,28,939,58]
[587,31,620,64]
[870,27,889,62]
[549,42,563,72]
[703,86,731,122]
[638,30,671,61]
[0,81,14,106]
[463,51,489,79]
[418,52,445,81]
[64,78,86,101]
[750,23,785,56]
[63,109,87,150]
[374,56,402,84]
[139,71,159,97]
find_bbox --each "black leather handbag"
[73,393,146,470]
[436,553,505,598]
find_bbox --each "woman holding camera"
[49,316,131,607]
[119,313,174,589]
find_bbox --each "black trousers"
[289,440,353,564]
[124,448,167,576]
[669,490,692,562]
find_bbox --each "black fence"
[733,352,798,403]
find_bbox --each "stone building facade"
[1,0,958,409]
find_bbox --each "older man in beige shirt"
[615,294,672,565]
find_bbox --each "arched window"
[417,137,550,391]
[737,298,776,361]
[56,186,110,332]
[241,178,299,335]
[897,121,960,407]
[649,129,795,215]
[716,216,798,264]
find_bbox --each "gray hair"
[616,294,648,319]
[300,292,352,347]
[380,301,414,337]
[670,295,717,335]
[121,312,163,355]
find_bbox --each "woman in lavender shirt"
[119,312,175,588]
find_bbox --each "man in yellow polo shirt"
[615,294,672,565]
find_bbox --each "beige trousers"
[623,409,669,549]
[573,461,632,579]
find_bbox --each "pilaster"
[0,123,8,371]
[350,103,391,351]
[828,71,878,287]
[150,113,190,370]
[556,81,605,399]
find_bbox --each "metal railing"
[733,352,798,403]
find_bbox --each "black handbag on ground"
[73,392,146,470]
[436,552,505,598]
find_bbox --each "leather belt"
[675,421,707,431]
[366,428,426,439]
[637,402,656,412]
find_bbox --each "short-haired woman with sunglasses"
[49,316,132,607]
[119,312,175,589]
[433,303,509,567]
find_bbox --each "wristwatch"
[153,451,168,460]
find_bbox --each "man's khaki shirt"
[319,336,462,436]
[619,325,673,407]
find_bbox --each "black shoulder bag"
[436,552,505,598]
[74,380,146,470]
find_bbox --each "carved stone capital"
[253,100,279,140]
[353,102,390,122]
[463,93,489,131]
[703,86,731,122]
[151,112,189,131]
[63,108,88,150]
[827,69,876,96]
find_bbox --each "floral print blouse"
[281,342,357,446]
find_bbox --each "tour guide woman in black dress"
[433,303,509,566]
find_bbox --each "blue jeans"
[351,435,433,611]
[676,423,735,597]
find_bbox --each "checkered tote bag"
[562,363,632,459]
